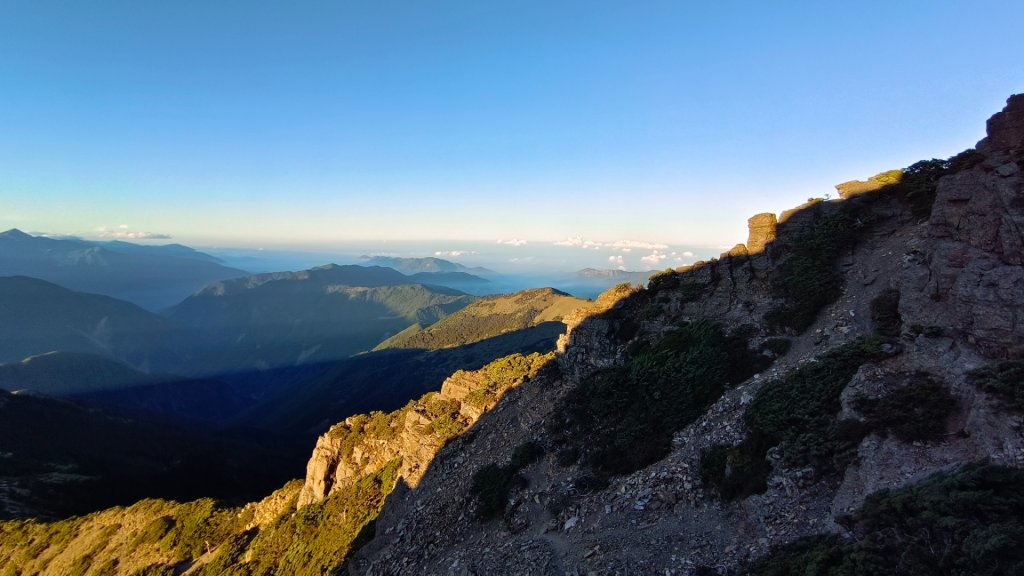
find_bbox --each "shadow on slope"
[0,389,306,521]
[244,321,568,437]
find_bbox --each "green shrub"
[427,413,464,443]
[908,324,944,337]
[470,463,524,519]
[551,321,770,478]
[855,374,957,441]
[365,410,402,440]
[647,268,679,292]
[869,289,902,338]
[700,437,775,501]
[969,360,1024,411]
[748,463,1024,576]
[510,441,544,469]
[463,352,554,409]
[162,499,239,559]
[191,530,256,576]
[699,445,729,493]
[243,458,402,574]
[761,338,791,357]
[130,515,174,549]
[470,440,545,519]
[131,564,177,576]
[766,209,860,333]
[642,303,665,320]
[708,338,885,500]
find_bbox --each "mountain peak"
[0,228,32,240]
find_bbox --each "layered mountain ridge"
[0,231,246,310]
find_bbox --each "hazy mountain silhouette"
[359,255,496,276]
[0,276,179,371]
[0,229,247,310]
[0,352,159,396]
[163,264,476,377]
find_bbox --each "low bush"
[760,338,791,357]
[647,268,679,292]
[470,464,524,519]
[747,463,1024,576]
[700,436,775,501]
[745,337,885,472]
[869,289,901,338]
[470,440,544,519]
[552,321,770,479]
[969,360,1024,411]
[704,338,885,500]
[766,209,860,333]
[460,352,553,409]
[240,458,402,574]
[855,373,956,441]
[510,441,544,469]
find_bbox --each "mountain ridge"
[359,255,497,276]
[0,231,247,310]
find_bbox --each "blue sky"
[1,1,1022,271]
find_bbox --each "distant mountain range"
[0,276,178,370]
[164,264,476,377]
[0,352,158,396]
[0,229,247,310]
[359,255,496,276]
[576,267,660,281]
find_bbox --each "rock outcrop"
[746,212,778,253]
[902,94,1024,357]
[297,352,553,508]
[835,169,903,199]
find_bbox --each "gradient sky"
[2,1,1023,261]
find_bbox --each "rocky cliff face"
[297,352,554,508]
[346,95,1024,575]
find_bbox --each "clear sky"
[2,1,1023,269]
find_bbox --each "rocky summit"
[2,95,1023,576]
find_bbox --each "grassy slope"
[375,288,589,351]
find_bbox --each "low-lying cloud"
[434,250,477,258]
[497,238,528,246]
[96,225,171,240]
[641,250,668,266]
[554,237,669,252]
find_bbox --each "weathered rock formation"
[746,212,778,253]
[297,352,553,508]
[835,169,903,199]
